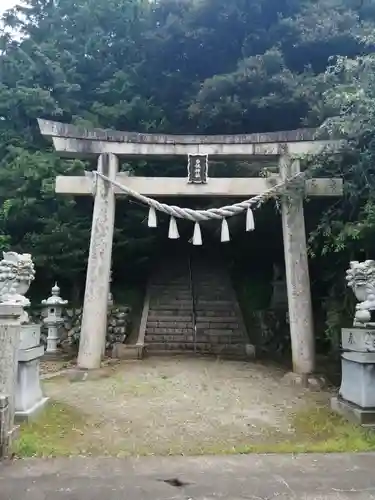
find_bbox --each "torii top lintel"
[38,119,342,159]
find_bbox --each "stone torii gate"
[38,119,343,373]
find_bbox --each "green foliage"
[1,0,375,346]
[307,49,375,340]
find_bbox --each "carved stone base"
[340,352,375,407]
[15,345,48,422]
[112,343,144,360]
[331,396,375,427]
[15,397,49,423]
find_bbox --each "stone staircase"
[141,256,252,358]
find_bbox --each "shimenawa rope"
[91,168,310,244]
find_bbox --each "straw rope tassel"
[246,207,255,231]
[221,219,230,242]
[192,222,202,245]
[168,216,179,239]
[148,206,157,228]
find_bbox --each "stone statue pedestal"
[0,304,23,457]
[331,327,375,426]
[15,324,48,422]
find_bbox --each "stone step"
[194,288,232,293]
[156,297,237,304]
[147,312,241,320]
[194,295,233,300]
[149,304,193,311]
[150,285,191,290]
[197,327,244,333]
[151,280,189,286]
[149,287,191,293]
[199,335,246,344]
[193,286,232,291]
[153,300,235,306]
[151,286,191,290]
[146,320,245,333]
[194,283,232,287]
[195,316,241,324]
[148,309,194,316]
[145,332,245,342]
[199,336,245,344]
[147,320,242,330]
[195,300,234,306]
[150,294,192,299]
[193,281,231,286]
[195,307,237,313]
[193,280,232,285]
[149,308,193,315]
[145,327,194,334]
[147,321,193,328]
[197,327,244,335]
[145,334,195,342]
[145,342,248,355]
[150,296,193,302]
[151,299,193,306]
[196,324,241,331]
[145,342,196,351]
[144,350,249,360]
[150,283,189,288]
[147,314,193,322]
[196,311,238,317]
[144,261,247,357]
[150,287,190,292]
[151,285,190,289]
[149,309,238,317]
[194,296,235,301]
[145,335,246,350]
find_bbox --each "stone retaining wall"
[29,305,132,350]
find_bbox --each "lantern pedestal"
[44,320,62,355]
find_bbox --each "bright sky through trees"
[0,0,18,15]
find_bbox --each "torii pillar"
[78,153,118,369]
[279,148,315,375]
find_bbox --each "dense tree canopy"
[1,0,375,342]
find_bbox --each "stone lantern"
[42,283,67,354]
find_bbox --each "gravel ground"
[42,357,328,455]
[40,359,75,376]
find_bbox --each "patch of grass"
[232,406,375,454]
[14,399,375,457]
[140,406,375,456]
[14,400,95,457]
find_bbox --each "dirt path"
[42,357,328,455]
